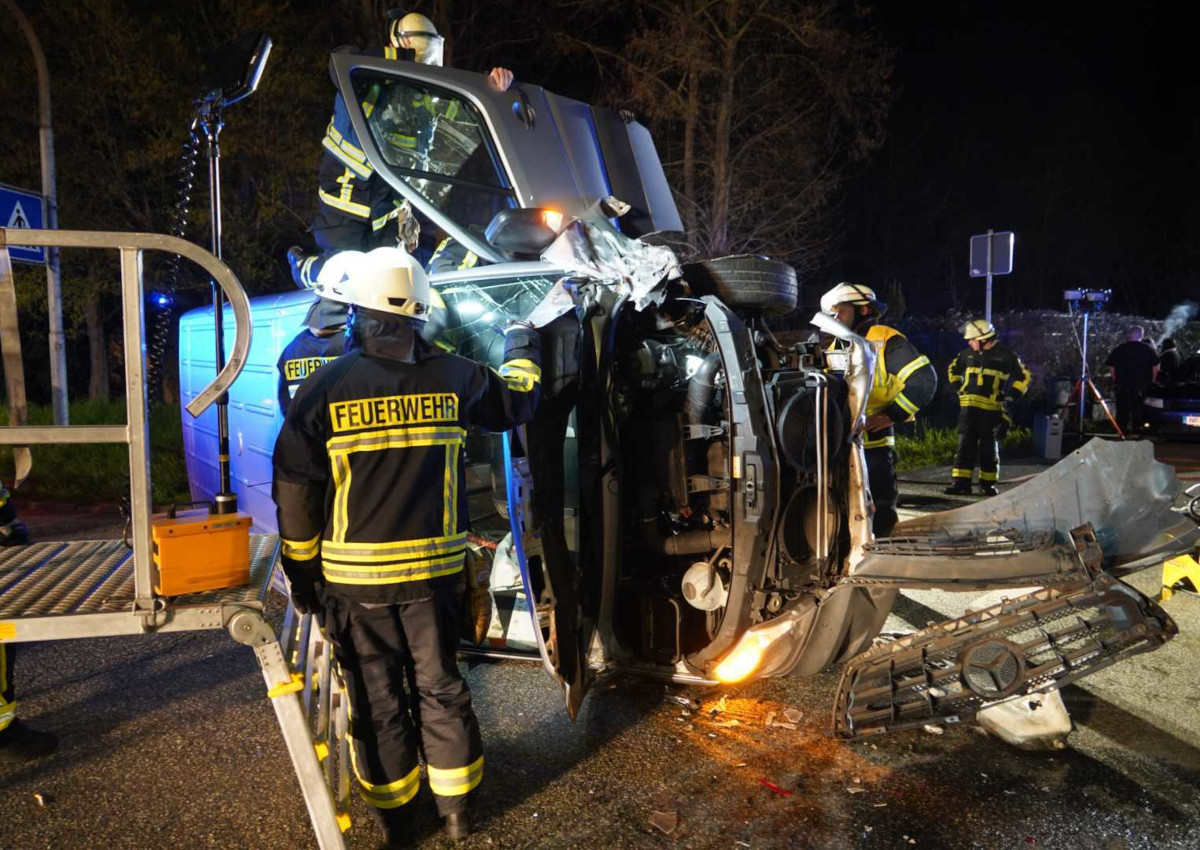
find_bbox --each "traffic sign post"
[0,183,46,264]
[969,229,1015,323]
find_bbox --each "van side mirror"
[485,208,564,260]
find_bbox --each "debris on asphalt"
[650,809,678,835]
[783,708,803,723]
[734,762,747,768]
[873,803,888,808]
[922,724,945,735]
[765,711,776,728]
[713,719,741,728]
[928,687,947,698]
[33,792,48,807]
[710,695,728,717]
[735,842,751,848]
[708,732,718,738]
[666,691,700,710]
[758,779,794,797]
[773,721,798,731]
[846,786,868,795]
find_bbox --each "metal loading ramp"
[1,227,348,848]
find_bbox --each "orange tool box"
[152,502,252,596]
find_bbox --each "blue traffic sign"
[0,183,46,264]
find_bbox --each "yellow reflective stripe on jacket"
[318,187,371,218]
[863,434,896,449]
[325,426,465,567]
[322,123,373,179]
[1012,360,1033,394]
[322,552,465,585]
[895,354,931,384]
[428,756,484,797]
[281,534,321,562]
[893,392,919,416]
[498,358,541,392]
[959,396,1004,411]
[323,533,467,560]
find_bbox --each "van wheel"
[682,255,799,317]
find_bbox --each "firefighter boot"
[443,811,472,841]
[980,482,999,497]
[375,805,415,849]
[0,520,29,547]
[0,719,59,764]
[287,246,308,290]
[943,481,972,496]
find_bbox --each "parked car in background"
[1144,355,1200,438]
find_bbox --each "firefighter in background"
[272,247,541,845]
[821,283,938,537]
[288,11,513,290]
[944,319,1032,497]
[0,487,58,764]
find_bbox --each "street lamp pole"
[3,0,68,426]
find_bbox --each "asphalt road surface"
[2,440,1199,849]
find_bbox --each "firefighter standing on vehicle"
[944,319,1032,497]
[822,283,937,537]
[288,11,513,290]
[272,247,541,845]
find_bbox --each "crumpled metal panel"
[541,202,681,312]
[891,439,1199,573]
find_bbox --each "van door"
[328,53,681,253]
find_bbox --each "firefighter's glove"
[502,321,540,360]
[288,571,324,616]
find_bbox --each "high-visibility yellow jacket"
[273,321,540,604]
[857,324,938,449]
[947,341,1032,411]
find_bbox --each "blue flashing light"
[151,292,172,308]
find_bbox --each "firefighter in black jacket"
[272,248,540,845]
[945,319,1032,496]
[821,283,938,536]
[288,12,513,289]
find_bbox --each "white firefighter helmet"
[311,250,362,303]
[819,282,885,317]
[962,318,997,341]
[347,246,434,323]
[388,11,444,66]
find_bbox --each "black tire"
[681,254,799,317]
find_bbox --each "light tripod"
[1058,290,1124,440]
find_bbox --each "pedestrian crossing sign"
[0,183,46,264]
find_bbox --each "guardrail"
[0,227,252,625]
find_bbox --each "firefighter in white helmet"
[273,247,541,845]
[945,319,1032,496]
[288,9,514,293]
[821,283,937,536]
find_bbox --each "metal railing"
[0,226,252,625]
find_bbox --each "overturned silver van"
[181,54,1198,735]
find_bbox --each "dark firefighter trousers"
[324,588,482,822]
[865,446,899,537]
[952,407,1003,483]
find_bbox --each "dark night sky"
[837,0,1195,318]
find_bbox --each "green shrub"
[0,400,189,505]
[895,424,1033,472]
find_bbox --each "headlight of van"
[1144,397,1164,409]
